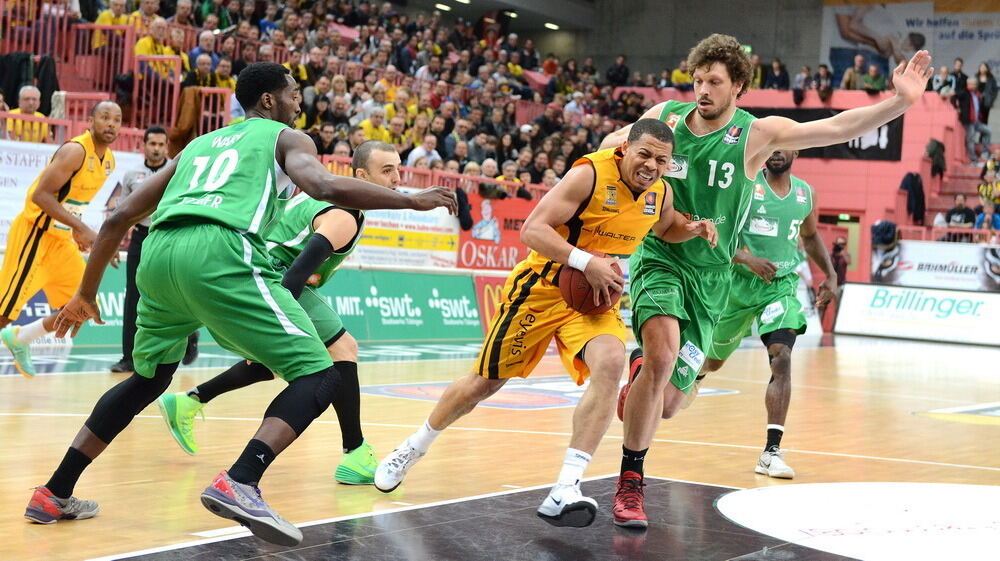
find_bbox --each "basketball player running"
[27,64,456,546]
[374,119,718,529]
[156,140,403,486]
[601,34,931,527]
[0,102,121,377]
[696,150,838,479]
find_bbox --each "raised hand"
[892,50,934,105]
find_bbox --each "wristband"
[568,248,593,271]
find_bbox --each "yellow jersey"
[5,109,49,143]
[92,10,129,49]
[360,120,391,142]
[19,130,115,238]
[522,148,667,283]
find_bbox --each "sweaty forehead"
[631,135,672,156]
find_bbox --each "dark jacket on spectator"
[765,68,789,90]
[606,63,629,87]
[952,87,985,125]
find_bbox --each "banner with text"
[458,192,534,270]
[745,108,903,160]
[835,282,1000,345]
[871,239,1000,291]
[347,187,460,268]
[821,1,1000,87]
[473,273,509,335]
[0,140,144,249]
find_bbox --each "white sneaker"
[536,484,598,528]
[755,448,795,479]
[374,439,425,493]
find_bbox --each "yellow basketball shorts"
[475,264,626,385]
[0,216,85,321]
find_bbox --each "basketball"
[558,251,623,315]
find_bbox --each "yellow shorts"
[0,216,85,321]
[475,264,626,385]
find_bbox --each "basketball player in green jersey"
[600,34,932,527]
[156,140,402,486]
[30,64,456,545]
[695,150,838,480]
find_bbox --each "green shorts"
[133,223,332,381]
[628,240,733,394]
[708,272,807,361]
[271,258,346,345]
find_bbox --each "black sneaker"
[110,359,134,373]
[182,331,200,365]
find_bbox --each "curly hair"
[686,34,754,98]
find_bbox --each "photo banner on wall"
[870,239,1000,291]
[347,187,460,268]
[745,108,904,161]
[820,1,1000,87]
[458,192,535,270]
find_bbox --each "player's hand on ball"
[54,294,104,338]
[686,219,718,248]
[816,276,838,306]
[584,256,626,307]
[410,186,458,215]
[746,255,778,283]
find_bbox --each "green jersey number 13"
[707,159,735,189]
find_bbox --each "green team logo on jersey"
[666,153,689,179]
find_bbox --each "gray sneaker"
[200,470,303,546]
[25,486,99,524]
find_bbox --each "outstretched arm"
[652,187,718,247]
[277,129,457,214]
[751,50,933,161]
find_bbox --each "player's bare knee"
[586,353,626,388]
[466,375,506,403]
[328,332,358,362]
[643,349,678,387]
[768,345,792,375]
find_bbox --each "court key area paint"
[716,482,1000,560]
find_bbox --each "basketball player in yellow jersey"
[375,118,718,528]
[0,101,122,377]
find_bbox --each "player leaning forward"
[600,35,932,525]
[374,118,718,528]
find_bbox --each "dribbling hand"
[54,294,104,338]
[583,256,625,307]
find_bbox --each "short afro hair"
[234,62,291,111]
[627,118,674,145]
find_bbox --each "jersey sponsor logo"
[682,211,728,225]
[756,204,767,214]
[754,183,766,201]
[748,216,779,237]
[586,225,638,242]
[510,311,539,358]
[760,301,785,324]
[679,341,705,372]
[104,160,113,176]
[677,365,689,377]
[723,125,744,145]
[87,156,96,171]
[210,132,245,148]
[665,112,680,129]
[665,154,688,179]
[643,192,658,215]
[796,187,807,204]
[605,185,617,206]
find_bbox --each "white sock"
[556,448,592,487]
[407,420,441,453]
[16,319,50,345]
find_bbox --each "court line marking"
[4,413,997,473]
[709,375,972,404]
[84,473,653,561]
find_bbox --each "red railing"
[132,55,182,129]
[67,24,136,91]
[929,227,998,245]
[108,126,147,153]
[0,0,75,60]
[167,22,199,54]
[196,87,232,135]
[0,110,72,143]
[61,91,111,122]
[896,225,928,241]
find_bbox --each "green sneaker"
[335,440,378,485]
[156,392,205,455]
[1,326,36,378]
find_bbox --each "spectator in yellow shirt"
[507,52,525,80]
[671,60,693,91]
[166,28,191,75]
[92,0,128,50]
[128,0,160,37]
[134,18,174,79]
[360,108,391,142]
[214,57,236,91]
[384,88,416,126]
[5,86,49,143]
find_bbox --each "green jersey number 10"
[187,149,239,192]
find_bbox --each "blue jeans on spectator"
[966,122,992,161]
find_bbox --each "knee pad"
[86,363,176,443]
[761,329,798,351]
[264,366,341,435]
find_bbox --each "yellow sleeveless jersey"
[523,148,667,283]
[19,130,115,238]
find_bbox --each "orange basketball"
[558,251,623,314]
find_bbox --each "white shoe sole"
[754,464,795,479]
[537,500,597,528]
[200,493,303,546]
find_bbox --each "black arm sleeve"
[281,233,334,299]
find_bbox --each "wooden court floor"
[0,337,998,560]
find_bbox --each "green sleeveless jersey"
[646,100,757,268]
[151,119,294,239]
[737,170,814,279]
[266,192,364,288]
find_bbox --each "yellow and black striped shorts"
[475,262,626,385]
[0,215,85,321]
